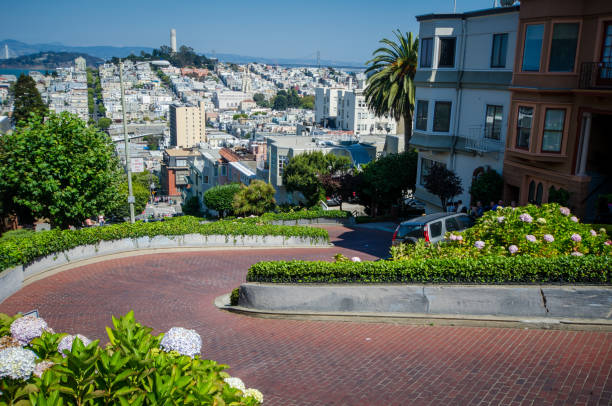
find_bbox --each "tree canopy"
[232,180,276,216]
[424,163,463,210]
[282,152,352,207]
[364,30,418,147]
[203,183,242,218]
[113,45,215,70]
[10,74,48,125]
[469,169,503,206]
[0,112,122,228]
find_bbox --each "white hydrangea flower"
[351,257,361,262]
[0,347,37,380]
[244,388,264,403]
[57,334,92,357]
[33,360,55,378]
[160,327,202,358]
[10,316,49,345]
[224,376,246,391]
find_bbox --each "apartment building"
[169,101,206,148]
[503,0,612,219]
[160,148,200,200]
[412,5,519,211]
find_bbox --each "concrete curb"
[0,234,329,304]
[236,283,612,322]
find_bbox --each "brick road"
[1,226,611,405]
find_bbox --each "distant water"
[0,68,50,77]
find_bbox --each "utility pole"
[119,60,135,223]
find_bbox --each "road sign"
[131,158,144,173]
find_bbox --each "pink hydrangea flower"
[10,316,49,346]
[474,241,485,250]
[605,240,611,246]
[33,361,55,378]
[559,207,570,216]
[571,233,582,242]
[570,216,579,223]
[508,245,518,254]
[57,334,92,357]
[519,213,533,223]
[590,229,597,236]
[526,235,537,243]
[543,234,554,243]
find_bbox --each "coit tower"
[170,29,177,53]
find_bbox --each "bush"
[0,311,263,405]
[230,288,240,306]
[259,208,349,222]
[182,195,201,216]
[247,256,612,284]
[0,216,329,270]
[204,184,241,218]
[469,169,503,205]
[232,180,276,216]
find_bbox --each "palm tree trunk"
[403,111,413,151]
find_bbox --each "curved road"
[1,226,611,405]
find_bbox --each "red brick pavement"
[1,226,611,405]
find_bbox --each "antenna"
[453,0,457,13]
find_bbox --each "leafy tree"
[203,183,241,218]
[300,95,315,110]
[424,163,463,211]
[10,74,48,125]
[548,187,570,206]
[97,117,112,130]
[469,169,503,206]
[358,150,418,216]
[283,152,351,207]
[364,30,418,148]
[253,93,266,104]
[0,112,122,228]
[108,179,150,219]
[181,195,201,216]
[232,180,276,216]
[273,94,288,111]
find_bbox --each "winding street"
[1,226,611,405]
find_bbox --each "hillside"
[0,39,153,60]
[0,51,103,69]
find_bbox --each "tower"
[4,44,8,60]
[170,29,177,53]
[241,65,252,94]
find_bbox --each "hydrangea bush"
[393,204,610,260]
[0,311,263,405]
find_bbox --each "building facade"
[169,102,206,148]
[411,5,520,211]
[503,0,612,220]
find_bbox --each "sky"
[3,0,501,64]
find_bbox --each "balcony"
[579,62,612,90]
[463,126,504,154]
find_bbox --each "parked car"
[391,213,474,246]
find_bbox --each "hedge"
[259,209,349,222]
[247,256,612,284]
[0,216,329,270]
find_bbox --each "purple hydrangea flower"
[519,213,533,223]
[508,245,518,254]
[571,233,582,242]
[543,234,554,243]
[33,361,55,378]
[57,334,92,357]
[0,347,37,380]
[560,207,570,216]
[10,316,49,345]
[570,216,579,223]
[605,240,611,246]
[571,251,583,256]
[590,229,597,236]
[526,235,537,243]
[497,216,505,223]
[160,327,202,358]
[474,241,485,250]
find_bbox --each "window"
[542,109,565,152]
[549,23,579,72]
[420,38,433,68]
[445,217,460,232]
[420,158,434,185]
[433,101,452,132]
[438,38,456,67]
[221,165,227,176]
[204,175,209,184]
[601,22,612,80]
[536,183,543,205]
[415,100,429,131]
[456,215,474,230]
[176,159,187,167]
[528,180,535,203]
[491,33,508,68]
[522,24,544,71]
[429,221,443,238]
[278,155,288,177]
[516,106,533,149]
[485,105,503,140]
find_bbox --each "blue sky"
[3,0,499,63]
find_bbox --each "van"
[391,213,474,246]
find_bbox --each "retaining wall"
[0,234,328,304]
[268,217,354,226]
[238,283,612,320]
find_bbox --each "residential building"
[160,148,200,200]
[411,5,520,212]
[74,56,86,71]
[169,102,206,148]
[213,90,249,110]
[502,0,612,220]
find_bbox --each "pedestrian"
[456,200,466,213]
[476,201,484,217]
[98,214,105,226]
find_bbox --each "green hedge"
[247,255,612,284]
[260,209,349,222]
[0,216,329,270]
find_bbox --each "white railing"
[464,126,503,153]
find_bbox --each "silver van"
[391,213,474,246]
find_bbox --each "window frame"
[415,100,429,131]
[438,37,457,68]
[515,105,535,150]
[420,38,433,68]
[546,21,581,73]
[540,108,566,153]
[433,101,452,133]
[484,104,503,141]
[521,23,546,72]
[490,33,509,68]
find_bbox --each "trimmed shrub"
[230,288,240,306]
[247,256,612,284]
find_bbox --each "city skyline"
[3,0,504,64]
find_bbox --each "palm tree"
[364,30,418,148]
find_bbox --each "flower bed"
[0,311,263,405]
[0,216,329,270]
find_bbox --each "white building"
[213,90,249,110]
[74,57,86,72]
[411,4,519,212]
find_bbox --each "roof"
[164,148,200,157]
[416,5,519,21]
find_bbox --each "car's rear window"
[398,224,425,239]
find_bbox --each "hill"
[0,39,153,60]
[0,51,104,69]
